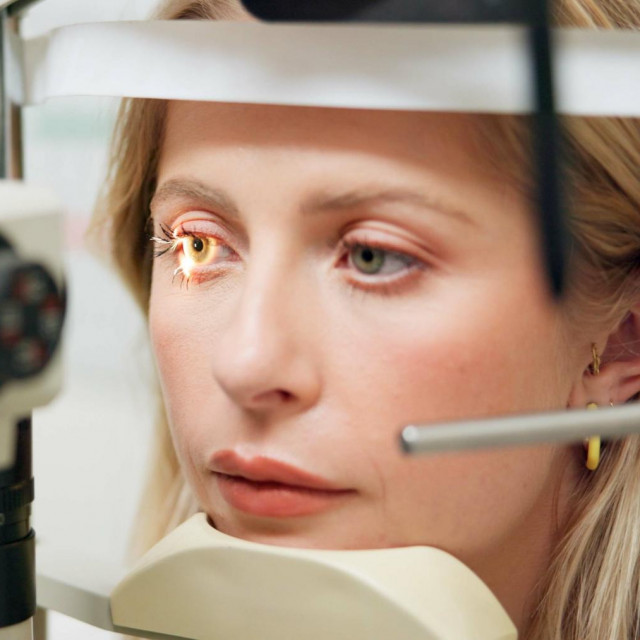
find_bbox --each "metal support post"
[0,6,23,180]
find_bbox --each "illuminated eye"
[182,235,220,266]
[351,245,386,275]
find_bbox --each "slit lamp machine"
[1,0,639,638]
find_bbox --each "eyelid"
[160,210,247,252]
[173,217,236,247]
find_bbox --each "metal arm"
[1,0,46,177]
[0,6,23,180]
[401,403,640,455]
[1,7,29,640]
[2,7,58,638]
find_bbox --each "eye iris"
[185,236,214,264]
[352,245,384,274]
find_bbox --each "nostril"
[249,388,294,407]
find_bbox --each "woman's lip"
[214,473,354,518]
[209,450,356,517]
[209,449,344,491]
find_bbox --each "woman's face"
[149,101,585,585]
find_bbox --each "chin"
[207,511,392,551]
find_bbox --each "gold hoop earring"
[584,402,601,471]
[589,343,601,376]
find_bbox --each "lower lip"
[214,473,354,517]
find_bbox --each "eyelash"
[149,222,424,295]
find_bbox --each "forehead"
[160,101,490,176]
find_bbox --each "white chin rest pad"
[111,513,517,640]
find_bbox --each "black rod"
[0,418,36,629]
[528,0,567,296]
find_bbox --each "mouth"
[210,450,356,518]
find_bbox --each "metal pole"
[31,609,45,640]
[0,7,7,179]
[401,403,640,455]
[1,7,32,640]
[0,419,35,640]
[0,6,23,180]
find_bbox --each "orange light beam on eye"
[177,258,193,281]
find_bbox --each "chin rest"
[110,513,517,640]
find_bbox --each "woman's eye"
[181,235,226,267]
[151,223,421,292]
[150,222,235,285]
[345,241,416,277]
[177,233,235,281]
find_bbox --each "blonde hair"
[90,1,640,638]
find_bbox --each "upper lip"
[209,450,346,491]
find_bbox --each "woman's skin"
[147,101,626,632]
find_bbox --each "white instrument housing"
[109,513,517,640]
[0,180,64,470]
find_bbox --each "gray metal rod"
[400,403,640,455]
[0,6,23,179]
[0,8,7,178]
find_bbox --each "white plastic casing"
[0,180,64,469]
[111,513,518,640]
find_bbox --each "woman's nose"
[210,259,321,416]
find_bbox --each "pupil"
[192,238,204,252]
[353,246,383,274]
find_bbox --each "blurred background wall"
[21,1,162,637]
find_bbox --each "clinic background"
[22,0,161,637]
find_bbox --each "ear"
[570,306,640,407]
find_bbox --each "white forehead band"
[6,21,640,115]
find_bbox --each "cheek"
[148,281,209,464]
[332,280,565,431]
[389,444,558,553]
[323,277,568,549]
[149,287,183,411]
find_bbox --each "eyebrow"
[301,187,475,225]
[150,179,240,219]
[150,178,475,226]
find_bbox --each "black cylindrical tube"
[0,530,35,627]
[0,418,35,628]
